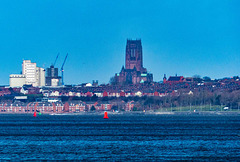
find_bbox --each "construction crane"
[53,53,60,67]
[61,53,68,86]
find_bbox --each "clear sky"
[0,0,239,85]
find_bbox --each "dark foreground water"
[0,114,239,161]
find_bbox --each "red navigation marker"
[103,111,109,119]
[33,112,37,117]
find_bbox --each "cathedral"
[114,39,153,84]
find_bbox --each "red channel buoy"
[33,112,37,117]
[103,111,109,119]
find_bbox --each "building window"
[130,49,135,57]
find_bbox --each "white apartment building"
[36,67,45,87]
[9,60,46,87]
[22,60,37,86]
[9,74,26,87]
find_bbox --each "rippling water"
[0,114,239,161]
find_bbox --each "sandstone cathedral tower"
[114,39,153,84]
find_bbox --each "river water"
[0,114,239,161]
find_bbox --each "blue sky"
[0,0,239,85]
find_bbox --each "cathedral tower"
[114,39,153,84]
[125,39,146,72]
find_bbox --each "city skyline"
[0,0,240,85]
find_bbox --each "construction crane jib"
[61,53,68,86]
[53,53,60,67]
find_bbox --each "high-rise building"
[10,60,45,87]
[22,60,37,86]
[45,65,62,86]
[36,67,45,87]
[114,39,153,84]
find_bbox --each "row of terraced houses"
[0,101,134,113]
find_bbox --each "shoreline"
[0,111,239,116]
